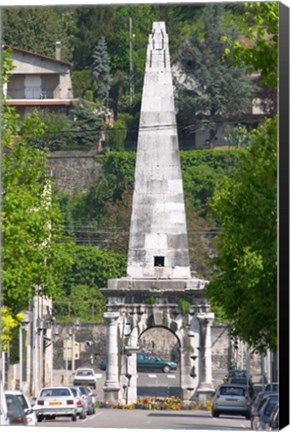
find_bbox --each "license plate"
[226,398,238,402]
[49,401,62,405]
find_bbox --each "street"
[36,409,251,429]
[33,372,253,429]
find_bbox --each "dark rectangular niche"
[154,256,165,267]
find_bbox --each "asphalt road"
[36,409,251,429]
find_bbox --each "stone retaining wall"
[47,150,102,195]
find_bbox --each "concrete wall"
[47,150,102,195]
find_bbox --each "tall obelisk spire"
[127,22,191,280]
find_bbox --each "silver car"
[77,386,96,415]
[34,386,78,423]
[212,383,251,419]
[70,387,87,419]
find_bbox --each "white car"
[5,390,37,426]
[73,368,97,389]
[34,386,78,422]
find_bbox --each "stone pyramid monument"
[102,22,214,404]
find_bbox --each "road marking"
[148,374,157,378]
[240,424,246,429]
[167,375,176,379]
[81,412,103,423]
[95,373,102,378]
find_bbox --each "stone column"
[103,312,120,401]
[197,312,215,401]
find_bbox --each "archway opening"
[137,326,181,399]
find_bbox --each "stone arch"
[138,324,181,362]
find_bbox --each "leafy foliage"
[2,7,76,61]
[1,308,24,351]
[223,2,278,89]
[2,108,73,315]
[207,117,277,351]
[175,4,255,147]
[53,246,127,322]
[69,100,104,149]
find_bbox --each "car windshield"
[78,387,87,395]
[263,399,278,417]
[70,388,77,396]
[77,370,93,376]
[220,386,245,396]
[266,383,279,392]
[229,370,247,376]
[230,378,247,384]
[5,396,23,417]
[40,388,71,397]
[16,395,29,410]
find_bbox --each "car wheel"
[37,415,43,423]
[212,410,219,418]
[163,365,171,373]
[72,414,77,422]
[80,410,86,419]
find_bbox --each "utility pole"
[129,17,134,105]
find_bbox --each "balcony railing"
[7,86,73,100]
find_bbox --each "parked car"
[265,382,279,392]
[253,396,278,430]
[250,390,278,429]
[5,390,37,426]
[73,368,97,389]
[98,359,106,371]
[69,387,87,419]
[268,402,279,430]
[33,386,78,422]
[227,377,255,399]
[77,386,96,415]
[211,383,251,419]
[99,353,177,373]
[225,369,252,382]
[5,393,28,425]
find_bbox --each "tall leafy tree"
[205,1,278,352]
[175,4,255,147]
[207,118,277,351]
[91,37,111,103]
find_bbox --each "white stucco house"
[3,42,78,118]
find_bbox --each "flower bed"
[96,396,212,411]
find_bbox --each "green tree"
[69,100,104,149]
[28,109,78,151]
[207,118,277,351]
[176,4,255,147]
[2,7,76,61]
[2,108,73,314]
[223,2,278,90]
[53,246,127,322]
[91,37,111,102]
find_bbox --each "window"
[154,256,164,267]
